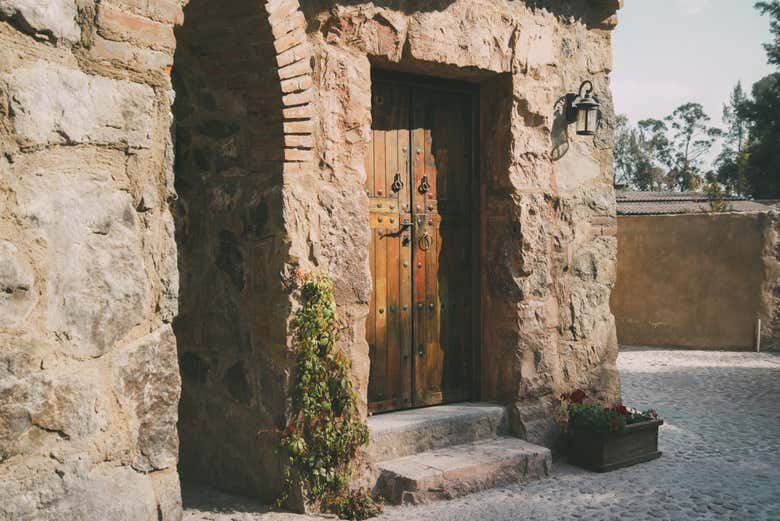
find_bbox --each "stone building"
[0,0,622,518]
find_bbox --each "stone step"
[373,437,552,505]
[367,403,508,461]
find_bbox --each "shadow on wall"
[171,0,290,502]
[300,0,617,29]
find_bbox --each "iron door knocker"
[419,231,433,251]
[418,175,430,194]
[391,172,403,192]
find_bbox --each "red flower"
[565,389,587,404]
[611,418,620,426]
[614,405,629,418]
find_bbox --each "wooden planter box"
[568,419,663,472]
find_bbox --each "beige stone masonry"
[282,88,314,107]
[96,2,177,51]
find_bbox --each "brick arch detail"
[264,0,314,167]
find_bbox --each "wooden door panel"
[368,74,475,412]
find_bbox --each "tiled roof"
[616,191,774,216]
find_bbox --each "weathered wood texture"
[367,75,476,413]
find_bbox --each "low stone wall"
[611,213,780,351]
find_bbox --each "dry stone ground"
[184,347,780,521]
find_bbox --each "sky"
[612,0,775,135]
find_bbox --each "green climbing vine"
[279,271,382,520]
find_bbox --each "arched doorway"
[171,0,308,502]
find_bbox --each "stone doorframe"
[303,0,623,420]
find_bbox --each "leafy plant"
[279,271,382,519]
[561,389,658,434]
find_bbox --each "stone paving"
[184,348,780,521]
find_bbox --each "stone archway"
[171,0,314,502]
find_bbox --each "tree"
[741,73,780,197]
[757,1,780,66]
[715,82,751,195]
[613,114,634,187]
[635,118,673,189]
[663,103,721,191]
[733,2,780,198]
[613,115,668,190]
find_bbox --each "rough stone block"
[284,133,313,149]
[112,325,181,472]
[277,58,311,80]
[406,6,515,73]
[0,0,80,43]
[375,437,552,504]
[14,162,151,357]
[276,42,308,68]
[280,73,312,94]
[282,103,313,120]
[0,241,36,327]
[368,403,508,461]
[91,36,173,73]
[270,10,305,39]
[3,62,155,148]
[267,0,300,26]
[0,456,160,520]
[158,209,179,323]
[284,147,312,162]
[282,88,314,107]
[112,0,183,25]
[283,119,313,135]
[273,27,306,54]
[96,3,176,51]
[0,354,109,460]
[151,468,183,521]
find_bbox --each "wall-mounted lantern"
[566,80,600,136]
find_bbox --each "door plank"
[367,227,377,400]
[374,225,388,402]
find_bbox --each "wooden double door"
[366,72,478,414]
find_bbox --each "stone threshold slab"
[367,403,507,461]
[374,437,552,505]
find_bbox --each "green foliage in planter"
[562,389,658,434]
[279,272,382,520]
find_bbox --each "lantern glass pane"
[577,106,588,133]
[587,107,599,133]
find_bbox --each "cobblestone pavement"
[184,348,780,521]
[377,348,780,521]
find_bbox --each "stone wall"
[611,213,780,351]
[0,0,184,519]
